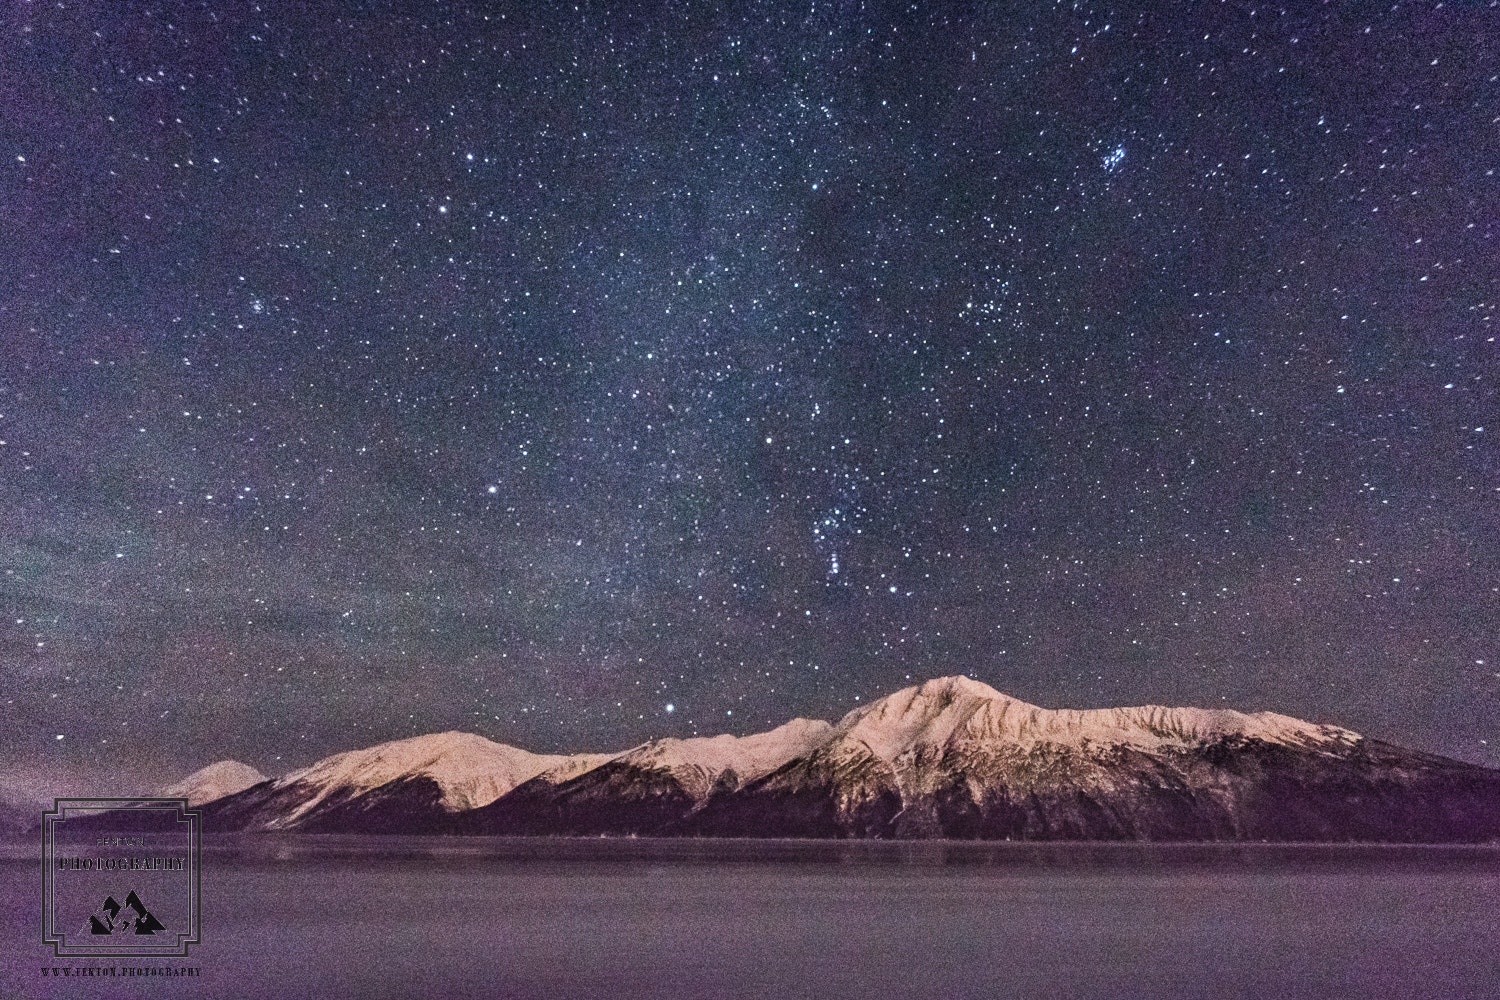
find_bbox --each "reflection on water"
[4,837,1498,1000]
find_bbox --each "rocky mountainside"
[192,678,1500,841]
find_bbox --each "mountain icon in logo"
[85,890,166,936]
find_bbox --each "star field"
[2,0,1498,791]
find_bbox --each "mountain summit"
[195,678,1500,842]
[831,676,1358,759]
[160,760,267,807]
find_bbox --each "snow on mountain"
[613,717,835,795]
[683,677,1500,842]
[190,678,1500,841]
[832,675,1359,760]
[463,718,834,835]
[277,731,579,817]
[202,731,612,831]
[160,760,268,807]
[526,752,623,786]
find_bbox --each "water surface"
[5,837,1497,999]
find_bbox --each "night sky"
[3,0,1498,794]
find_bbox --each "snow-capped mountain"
[463,718,833,835]
[160,760,267,807]
[201,731,610,832]
[831,676,1360,758]
[683,677,1500,841]
[188,678,1500,841]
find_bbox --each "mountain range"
[184,677,1500,842]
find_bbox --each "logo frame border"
[41,797,202,958]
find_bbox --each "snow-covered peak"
[835,677,1019,760]
[276,731,572,815]
[160,760,267,807]
[836,676,1359,759]
[619,717,834,782]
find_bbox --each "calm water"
[4,836,1497,1000]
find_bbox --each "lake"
[4,837,1497,999]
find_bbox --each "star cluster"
[2,0,1497,789]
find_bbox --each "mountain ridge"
[190,677,1500,842]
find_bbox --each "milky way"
[2,1,1497,789]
